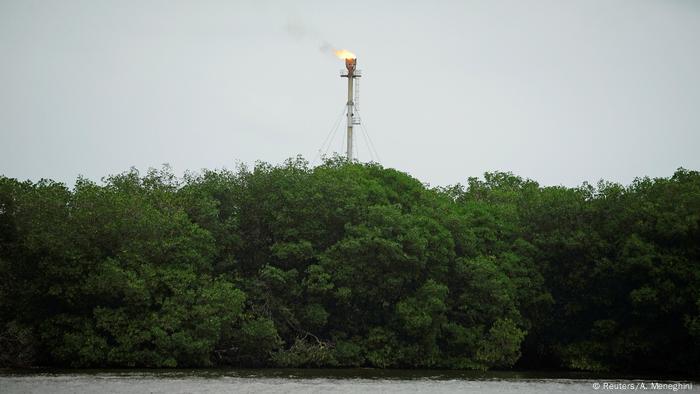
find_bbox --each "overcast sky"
[1,0,699,187]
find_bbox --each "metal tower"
[340,58,361,160]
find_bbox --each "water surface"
[1,369,697,393]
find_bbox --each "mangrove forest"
[0,157,698,375]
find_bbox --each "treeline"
[0,158,698,374]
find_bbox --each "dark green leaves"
[0,164,697,373]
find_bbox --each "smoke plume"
[285,18,343,58]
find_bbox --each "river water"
[1,369,697,393]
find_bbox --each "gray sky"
[1,0,699,187]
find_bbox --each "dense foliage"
[1,158,698,374]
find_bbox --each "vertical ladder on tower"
[353,76,361,125]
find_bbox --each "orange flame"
[335,49,356,60]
